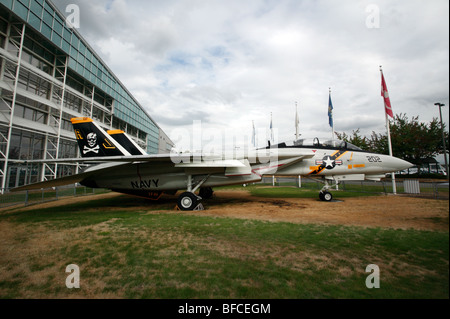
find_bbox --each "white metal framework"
[0,18,116,191]
[1,22,26,191]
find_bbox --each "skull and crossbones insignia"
[83,132,100,154]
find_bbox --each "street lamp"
[434,103,449,180]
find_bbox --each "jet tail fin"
[107,129,148,155]
[71,117,131,157]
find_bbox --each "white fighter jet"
[12,117,413,210]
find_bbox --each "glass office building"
[0,0,174,190]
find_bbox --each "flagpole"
[270,112,274,143]
[385,112,397,194]
[331,88,334,141]
[329,88,335,141]
[380,66,397,194]
[385,113,394,157]
[252,120,256,148]
[295,101,299,140]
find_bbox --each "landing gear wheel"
[199,187,214,199]
[319,191,333,202]
[177,192,198,211]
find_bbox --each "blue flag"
[328,93,333,128]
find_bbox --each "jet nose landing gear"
[319,191,333,202]
[318,178,338,202]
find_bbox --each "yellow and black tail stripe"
[308,150,348,175]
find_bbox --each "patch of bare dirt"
[181,190,449,232]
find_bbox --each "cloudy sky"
[53,0,449,151]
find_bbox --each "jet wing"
[10,170,94,192]
[10,162,125,192]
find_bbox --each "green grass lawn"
[0,193,448,299]
[247,185,379,199]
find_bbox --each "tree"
[335,129,370,150]
[389,114,448,167]
[368,131,388,155]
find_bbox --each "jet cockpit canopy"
[270,138,364,151]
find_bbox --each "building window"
[58,138,77,158]
[13,103,47,124]
[8,129,45,160]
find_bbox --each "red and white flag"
[381,71,394,118]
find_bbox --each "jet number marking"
[366,156,382,163]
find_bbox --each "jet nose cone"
[391,157,414,171]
